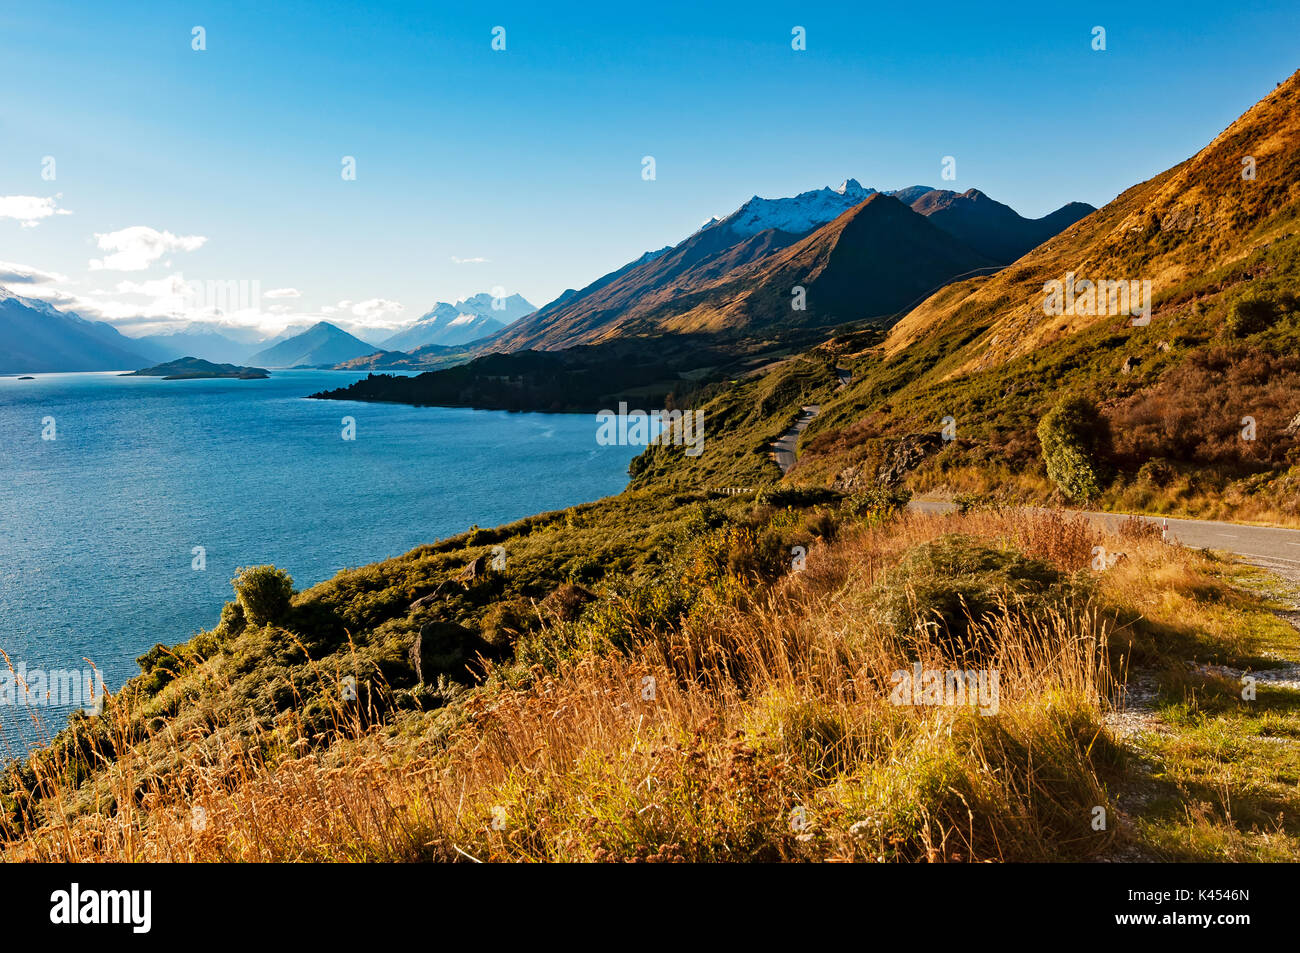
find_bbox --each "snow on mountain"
[709,178,877,238]
[381,293,537,350]
[0,285,157,372]
[452,292,536,324]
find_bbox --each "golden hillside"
[886,70,1300,378]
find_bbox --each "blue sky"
[1,0,1296,341]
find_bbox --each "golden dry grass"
[2,507,1292,862]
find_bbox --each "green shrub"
[214,599,246,638]
[754,486,839,508]
[1225,295,1278,338]
[953,491,1008,515]
[843,485,912,524]
[873,535,1077,657]
[231,565,295,627]
[479,599,532,650]
[1136,458,1175,487]
[1037,396,1109,502]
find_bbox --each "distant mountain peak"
[246,321,374,368]
[714,179,879,239]
[486,177,1094,352]
[1,287,155,373]
[903,186,1096,263]
[381,291,536,351]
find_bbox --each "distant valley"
[318,180,1094,410]
[0,289,536,374]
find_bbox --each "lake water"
[0,369,640,752]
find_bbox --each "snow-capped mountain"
[0,285,161,372]
[489,175,1093,352]
[707,178,877,238]
[382,293,536,350]
[452,292,536,324]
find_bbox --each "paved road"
[771,405,820,474]
[909,500,1300,578]
[770,367,852,474]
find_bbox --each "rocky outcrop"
[409,620,483,684]
[455,555,488,582]
[832,432,944,491]
[876,433,944,487]
[408,555,498,611]
[539,583,596,622]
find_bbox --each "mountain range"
[626,69,1300,516]
[485,182,1093,352]
[0,288,158,373]
[245,321,377,368]
[133,327,261,365]
[381,293,535,351]
[4,174,1088,374]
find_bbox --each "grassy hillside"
[6,494,1298,862]
[781,71,1300,525]
[5,71,1299,867]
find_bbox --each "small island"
[122,357,270,381]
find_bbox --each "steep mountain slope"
[649,194,997,336]
[485,220,817,351]
[487,183,884,352]
[885,72,1300,376]
[759,70,1300,521]
[490,179,1086,353]
[0,288,152,373]
[907,188,1094,263]
[245,321,376,367]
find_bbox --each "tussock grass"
[3,507,1295,862]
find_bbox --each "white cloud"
[451,255,490,264]
[349,298,405,320]
[89,226,207,271]
[0,195,73,228]
[110,275,192,298]
[19,267,411,340]
[0,259,68,284]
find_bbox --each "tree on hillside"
[231,565,295,627]
[1037,395,1110,502]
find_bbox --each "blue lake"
[0,369,639,751]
